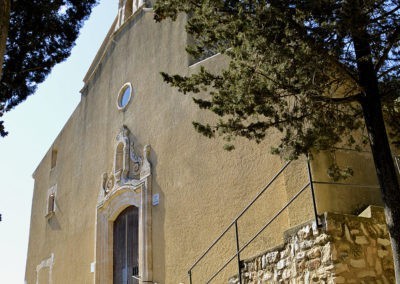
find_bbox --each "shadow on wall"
[147,146,166,283]
[47,215,61,230]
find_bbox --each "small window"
[51,149,57,169]
[47,194,55,214]
[46,185,57,217]
[117,83,133,111]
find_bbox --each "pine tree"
[154,0,400,280]
[0,0,98,136]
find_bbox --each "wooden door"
[113,206,139,284]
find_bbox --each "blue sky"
[0,1,117,282]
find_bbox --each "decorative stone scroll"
[100,125,151,197]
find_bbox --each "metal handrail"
[312,181,380,188]
[206,182,311,284]
[395,156,400,174]
[188,156,382,284]
[188,161,292,273]
[188,161,293,284]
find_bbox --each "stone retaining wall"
[229,206,394,283]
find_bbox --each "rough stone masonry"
[229,206,394,283]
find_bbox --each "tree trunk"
[0,0,11,79]
[353,30,400,282]
[361,95,400,282]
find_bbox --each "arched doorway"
[113,206,139,284]
[95,128,152,283]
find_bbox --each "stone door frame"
[95,177,152,284]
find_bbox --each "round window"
[117,83,132,110]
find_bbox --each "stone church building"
[25,1,397,283]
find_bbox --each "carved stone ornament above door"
[100,125,151,199]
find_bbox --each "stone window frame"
[36,253,54,284]
[46,185,57,217]
[116,82,133,111]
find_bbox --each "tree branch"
[272,6,360,86]
[378,65,399,78]
[370,4,400,22]
[375,25,400,72]
[313,93,363,104]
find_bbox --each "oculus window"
[117,83,133,111]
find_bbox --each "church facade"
[24,1,396,283]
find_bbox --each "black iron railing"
[395,156,400,174]
[188,159,318,284]
[188,160,292,284]
[188,157,380,284]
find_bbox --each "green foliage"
[382,82,400,148]
[0,0,98,136]
[155,1,400,275]
[154,0,400,161]
[327,162,354,181]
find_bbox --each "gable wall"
[25,8,385,284]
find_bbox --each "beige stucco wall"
[311,150,384,216]
[25,6,386,284]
